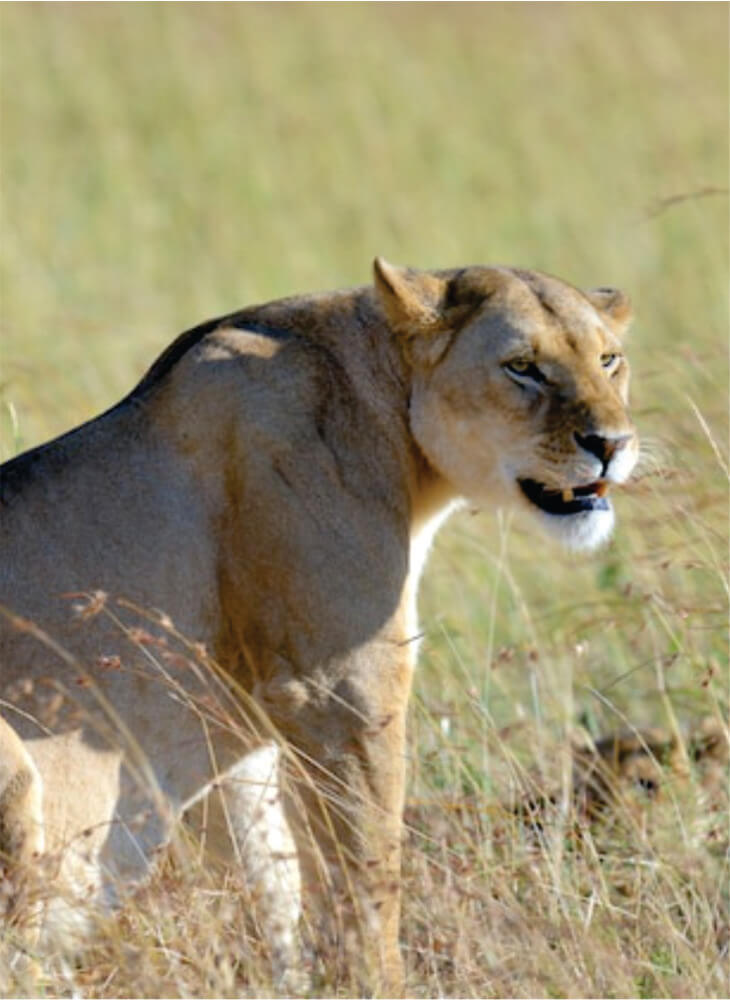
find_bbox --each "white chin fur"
[537,503,616,552]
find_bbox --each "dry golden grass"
[1,4,727,997]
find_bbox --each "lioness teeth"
[562,488,574,503]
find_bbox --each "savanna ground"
[0,4,727,997]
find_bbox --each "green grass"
[1,4,727,997]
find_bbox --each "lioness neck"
[242,285,464,603]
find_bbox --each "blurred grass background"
[1,4,727,997]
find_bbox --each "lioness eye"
[601,353,620,370]
[504,359,545,383]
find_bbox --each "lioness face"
[375,261,638,551]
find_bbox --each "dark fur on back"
[129,310,298,402]
[0,306,296,505]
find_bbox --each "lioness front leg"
[277,673,410,996]
[0,717,45,945]
[212,744,305,991]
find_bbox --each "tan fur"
[0,259,637,992]
[0,716,44,954]
[0,717,44,872]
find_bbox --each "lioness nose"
[574,431,632,469]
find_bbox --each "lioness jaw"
[0,259,637,994]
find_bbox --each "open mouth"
[519,479,610,516]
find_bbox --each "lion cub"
[0,259,637,993]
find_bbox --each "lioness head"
[374,258,638,550]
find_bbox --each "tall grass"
[1,4,727,997]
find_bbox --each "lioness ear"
[585,287,633,336]
[373,257,453,366]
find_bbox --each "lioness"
[0,259,637,992]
